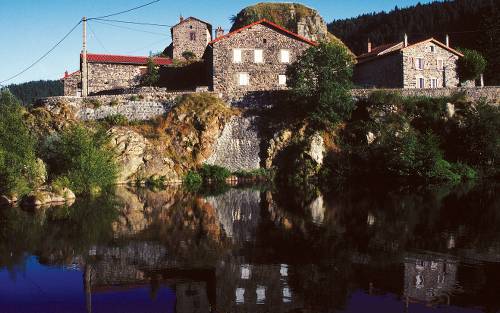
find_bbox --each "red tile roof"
[82,53,172,65]
[209,19,318,46]
[62,70,80,79]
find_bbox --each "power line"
[92,17,171,27]
[0,20,82,85]
[88,0,160,20]
[88,21,109,52]
[126,38,168,54]
[92,19,167,36]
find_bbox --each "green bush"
[104,114,129,126]
[0,90,39,196]
[183,171,202,190]
[51,124,117,195]
[83,98,102,109]
[457,48,487,82]
[51,175,71,195]
[181,51,196,61]
[451,162,477,180]
[287,41,355,128]
[141,57,160,86]
[199,164,231,183]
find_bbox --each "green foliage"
[183,171,202,191]
[181,51,196,61]
[287,41,355,128]
[141,57,160,86]
[6,80,63,106]
[329,0,499,84]
[457,48,487,82]
[51,176,71,195]
[104,114,129,126]
[83,98,102,109]
[145,175,166,189]
[49,124,117,195]
[0,90,39,196]
[199,164,231,183]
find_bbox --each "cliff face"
[230,2,349,50]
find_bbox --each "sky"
[0,0,438,85]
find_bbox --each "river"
[0,181,499,313]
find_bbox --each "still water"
[0,182,499,313]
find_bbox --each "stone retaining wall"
[351,87,500,103]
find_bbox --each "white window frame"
[254,49,263,63]
[238,72,249,86]
[233,49,242,63]
[416,76,425,89]
[280,49,290,63]
[415,57,424,70]
[278,74,287,86]
[430,77,438,89]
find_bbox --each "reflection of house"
[216,259,302,312]
[354,37,463,89]
[404,255,458,304]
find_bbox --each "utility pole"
[82,16,88,97]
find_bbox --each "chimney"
[404,33,408,47]
[179,14,184,22]
[445,34,450,47]
[64,71,68,78]
[215,26,225,38]
[367,39,372,53]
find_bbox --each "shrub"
[129,95,140,101]
[199,164,231,183]
[51,124,117,195]
[457,48,487,82]
[183,171,202,190]
[145,175,166,189]
[141,57,160,86]
[51,175,71,195]
[287,41,355,128]
[83,98,102,109]
[104,114,129,126]
[109,99,120,106]
[181,51,196,61]
[451,162,477,180]
[0,90,39,196]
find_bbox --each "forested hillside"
[6,80,63,106]
[329,0,500,84]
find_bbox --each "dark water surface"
[1,181,499,313]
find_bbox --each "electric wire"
[92,19,167,36]
[88,21,109,53]
[0,20,82,85]
[88,0,160,20]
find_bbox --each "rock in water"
[108,127,148,183]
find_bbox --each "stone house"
[62,70,81,96]
[354,37,463,89]
[63,53,172,95]
[208,19,317,95]
[170,16,212,60]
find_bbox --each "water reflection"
[0,181,499,313]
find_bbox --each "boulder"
[305,132,325,166]
[108,127,148,183]
[22,187,76,209]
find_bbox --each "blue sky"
[0,0,438,85]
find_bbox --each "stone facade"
[62,71,81,96]
[86,63,145,95]
[171,17,212,60]
[354,39,461,89]
[210,21,315,95]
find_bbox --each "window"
[236,288,245,304]
[280,49,290,63]
[254,49,263,63]
[437,59,444,70]
[278,74,287,86]
[415,58,424,70]
[238,73,249,86]
[430,78,438,88]
[256,286,266,304]
[233,49,242,63]
[189,31,196,41]
[429,45,435,53]
[263,38,267,44]
[241,264,251,279]
[416,76,425,89]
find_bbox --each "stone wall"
[172,18,211,60]
[38,91,214,121]
[211,23,312,95]
[402,42,459,88]
[205,115,262,171]
[354,53,404,88]
[351,86,500,104]
[87,62,145,95]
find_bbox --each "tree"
[181,51,196,61]
[0,90,39,196]
[287,41,355,128]
[457,48,487,82]
[141,57,160,86]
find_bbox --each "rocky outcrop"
[205,115,262,171]
[22,187,76,209]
